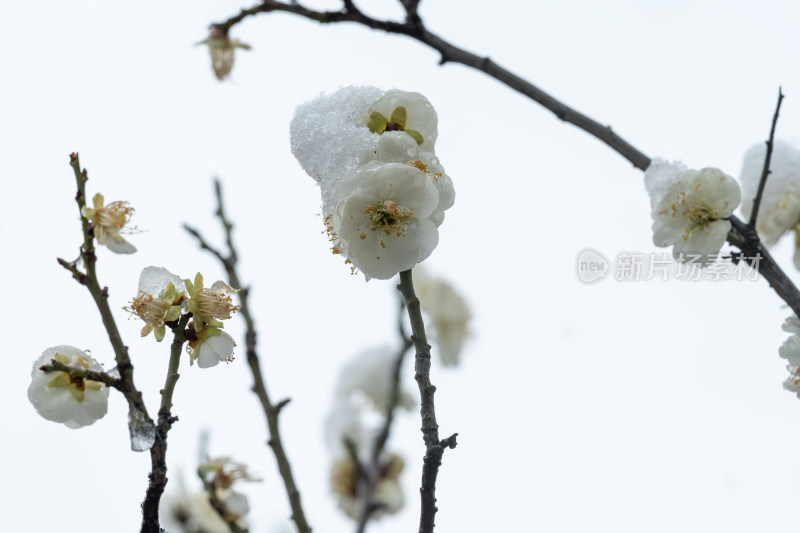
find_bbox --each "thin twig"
[210,0,651,170]
[60,154,155,439]
[748,88,785,229]
[140,313,192,533]
[184,179,312,533]
[398,269,457,533]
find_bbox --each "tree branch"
[60,155,156,448]
[140,313,192,533]
[398,269,457,533]
[210,0,651,170]
[184,179,312,533]
[748,88,785,229]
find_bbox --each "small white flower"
[28,346,109,429]
[188,329,236,369]
[127,266,186,342]
[366,89,438,153]
[374,132,455,226]
[81,193,137,254]
[334,161,440,280]
[414,268,472,366]
[645,159,741,265]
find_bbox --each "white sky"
[4,0,800,531]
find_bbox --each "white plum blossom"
[365,89,438,153]
[414,268,472,366]
[127,266,186,342]
[739,141,800,267]
[81,193,137,254]
[188,329,236,369]
[28,345,109,428]
[332,161,440,280]
[185,273,240,328]
[374,132,455,226]
[645,159,741,265]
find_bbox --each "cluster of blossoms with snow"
[645,159,741,265]
[29,267,241,429]
[127,266,240,368]
[291,87,455,280]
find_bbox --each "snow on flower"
[331,452,404,521]
[127,266,186,342]
[81,193,137,254]
[333,161,440,280]
[414,268,472,366]
[739,141,800,266]
[645,159,741,265]
[187,328,236,369]
[197,26,251,81]
[28,345,109,428]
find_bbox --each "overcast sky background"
[4,0,800,531]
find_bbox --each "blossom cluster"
[127,266,239,368]
[644,159,741,265]
[291,87,455,280]
[28,267,241,430]
[324,346,412,520]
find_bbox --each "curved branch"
[210,0,651,170]
[184,180,312,533]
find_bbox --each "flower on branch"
[366,89,438,152]
[333,161,440,280]
[197,26,251,81]
[28,345,109,428]
[645,159,741,265]
[126,266,186,342]
[331,452,404,521]
[185,273,240,329]
[414,267,472,366]
[739,141,800,267]
[374,132,455,227]
[81,193,137,254]
[187,326,236,369]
